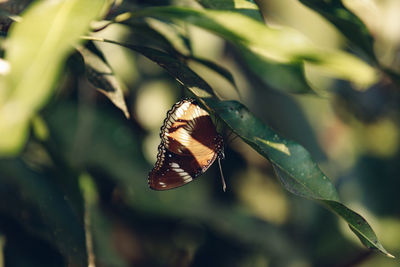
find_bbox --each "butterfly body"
[148,99,223,190]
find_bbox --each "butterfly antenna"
[218,157,226,192]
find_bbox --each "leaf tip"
[123,110,131,119]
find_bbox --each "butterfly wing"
[148,99,223,190]
[161,100,221,158]
[148,145,220,190]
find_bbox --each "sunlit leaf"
[130,6,378,92]
[0,0,106,156]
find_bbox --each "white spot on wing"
[170,163,193,182]
[170,162,179,168]
[183,176,192,182]
[178,171,187,177]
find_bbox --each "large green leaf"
[211,100,393,258]
[0,0,106,156]
[130,6,378,92]
[94,40,392,257]
[211,99,338,203]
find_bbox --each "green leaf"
[98,40,392,257]
[0,159,88,266]
[78,46,130,119]
[209,99,393,258]
[298,0,377,62]
[0,0,106,156]
[212,100,340,200]
[322,200,393,257]
[131,6,378,92]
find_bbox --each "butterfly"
[148,98,225,191]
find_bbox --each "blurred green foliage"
[0,0,106,155]
[1,0,400,266]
